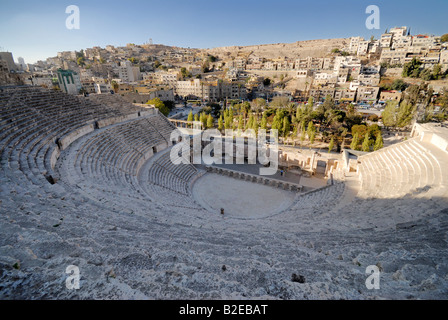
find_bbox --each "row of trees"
[350,124,383,152]
[382,100,416,127]
[382,82,435,127]
[186,95,371,152]
[402,58,447,80]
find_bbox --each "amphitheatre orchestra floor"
[209,162,327,189]
[192,173,297,219]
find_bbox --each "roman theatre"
[1,86,447,299]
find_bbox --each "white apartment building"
[380,33,393,48]
[263,61,277,70]
[294,57,325,70]
[57,51,77,60]
[361,65,381,75]
[334,56,361,72]
[368,41,380,54]
[323,58,334,70]
[357,40,370,56]
[349,37,363,54]
[314,71,338,86]
[393,35,413,49]
[118,60,141,83]
[334,88,357,102]
[175,79,246,101]
[412,35,438,48]
[356,86,380,102]
[358,74,380,86]
[155,71,179,86]
[17,57,27,71]
[228,59,246,70]
[389,27,408,40]
[380,48,408,65]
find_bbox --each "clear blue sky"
[1,0,447,63]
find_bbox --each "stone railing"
[205,166,302,192]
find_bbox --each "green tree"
[187,110,193,127]
[362,134,371,152]
[328,137,334,153]
[224,112,232,129]
[260,113,268,130]
[420,68,433,81]
[187,110,193,122]
[368,124,382,139]
[181,67,191,79]
[402,58,422,78]
[306,97,314,111]
[441,34,448,43]
[207,114,214,128]
[351,124,368,141]
[247,114,255,130]
[194,113,199,122]
[374,134,384,151]
[389,79,408,91]
[270,96,290,108]
[251,98,267,113]
[396,101,417,127]
[283,117,290,137]
[307,122,316,140]
[200,112,207,129]
[292,125,298,140]
[271,113,283,134]
[147,98,169,117]
[218,115,223,131]
[77,57,85,66]
[382,100,399,127]
[433,64,442,80]
[241,101,251,119]
[300,128,306,143]
[350,133,360,151]
[253,119,259,135]
[310,131,315,145]
[238,114,244,130]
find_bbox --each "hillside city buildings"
[1,27,447,106]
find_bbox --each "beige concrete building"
[309,87,336,101]
[379,90,402,102]
[380,48,408,65]
[356,86,380,102]
[175,79,246,101]
[334,88,356,102]
[380,33,393,48]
